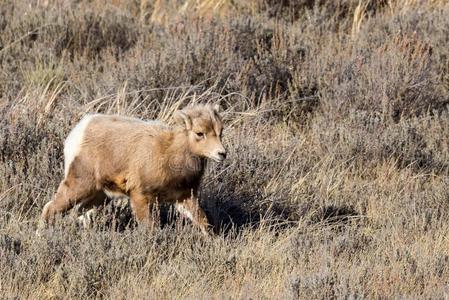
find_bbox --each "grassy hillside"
[1,0,449,298]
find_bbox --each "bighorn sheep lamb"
[41,104,226,234]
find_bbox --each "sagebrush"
[1,0,449,298]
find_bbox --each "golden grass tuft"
[351,1,368,40]
[150,0,257,24]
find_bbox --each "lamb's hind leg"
[41,164,97,224]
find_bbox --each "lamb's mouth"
[211,156,225,163]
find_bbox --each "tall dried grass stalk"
[351,1,368,39]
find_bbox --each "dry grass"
[351,1,368,39]
[1,0,449,298]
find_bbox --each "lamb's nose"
[218,151,227,160]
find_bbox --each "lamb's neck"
[166,130,205,176]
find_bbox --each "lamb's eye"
[196,132,204,138]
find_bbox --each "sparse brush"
[1,0,449,298]
[388,0,448,13]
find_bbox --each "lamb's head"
[175,104,226,163]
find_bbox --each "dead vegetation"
[1,0,449,298]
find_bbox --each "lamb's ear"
[174,110,192,130]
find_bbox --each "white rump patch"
[64,114,97,177]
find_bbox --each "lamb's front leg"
[175,196,211,235]
[130,190,156,229]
